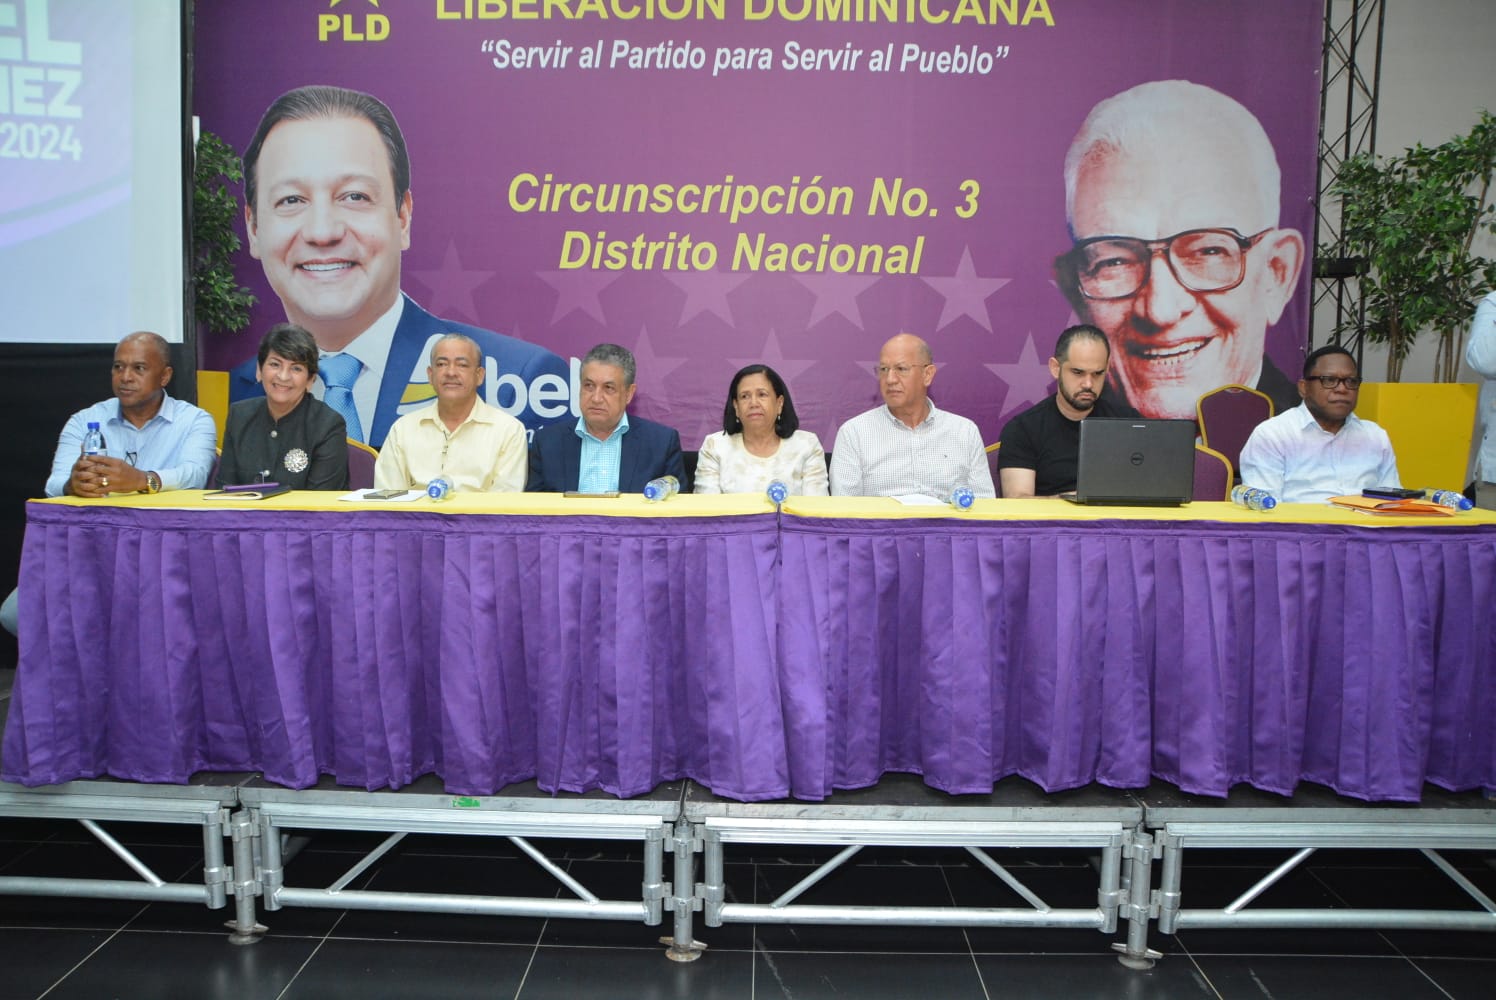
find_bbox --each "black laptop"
[1060,418,1196,506]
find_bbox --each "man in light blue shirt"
[1239,345,1399,504]
[576,345,632,494]
[44,332,218,498]
[526,343,686,494]
[3,332,218,636]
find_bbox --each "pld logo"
[319,0,389,42]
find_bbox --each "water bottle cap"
[1260,496,1277,509]
[87,421,100,430]
[766,481,788,503]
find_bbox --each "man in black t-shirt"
[998,325,1140,497]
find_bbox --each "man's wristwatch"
[143,471,162,494]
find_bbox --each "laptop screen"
[1070,419,1196,506]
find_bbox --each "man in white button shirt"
[829,333,996,499]
[373,335,527,493]
[1238,345,1400,504]
[1465,288,1496,510]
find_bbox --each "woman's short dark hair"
[722,364,799,438]
[257,323,320,378]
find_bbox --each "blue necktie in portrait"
[319,353,365,443]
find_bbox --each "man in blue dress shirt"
[525,344,685,494]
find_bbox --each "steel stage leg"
[1114,830,1161,969]
[226,809,266,944]
[664,817,705,962]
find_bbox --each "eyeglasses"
[874,364,931,379]
[1061,228,1271,300]
[1304,375,1363,389]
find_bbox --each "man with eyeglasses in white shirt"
[1058,80,1306,421]
[829,333,995,499]
[1238,345,1400,504]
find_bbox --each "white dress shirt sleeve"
[829,422,863,496]
[1465,292,1496,377]
[1238,421,1288,498]
[962,422,997,498]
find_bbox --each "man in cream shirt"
[374,335,527,493]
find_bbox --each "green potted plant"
[192,129,256,337]
[191,129,256,439]
[1328,111,1496,487]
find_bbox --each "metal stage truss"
[1313,0,1385,357]
[3,767,1492,969]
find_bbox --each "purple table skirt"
[5,505,1493,803]
[777,516,1496,801]
[2,504,786,799]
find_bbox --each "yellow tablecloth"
[33,490,774,518]
[33,491,1495,527]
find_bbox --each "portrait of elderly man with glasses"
[1238,345,1400,504]
[1057,80,1306,420]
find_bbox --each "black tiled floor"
[276,938,533,1000]
[972,953,1220,1000]
[1415,958,1496,1000]
[757,948,991,1000]
[0,928,111,1000]
[1,813,1493,999]
[1190,955,1461,1000]
[33,929,320,1000]
[524,945,755,1000]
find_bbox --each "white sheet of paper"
[892,493,945,506]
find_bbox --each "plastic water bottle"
[81,421,105,457]
[426,477,452,502]
[766,480,788,504]
[642,475,679,502]
[1429,489,1474,511]
[1230,485,1278,511]
[948,486,975,510]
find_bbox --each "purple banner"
[194,0,1322,449]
